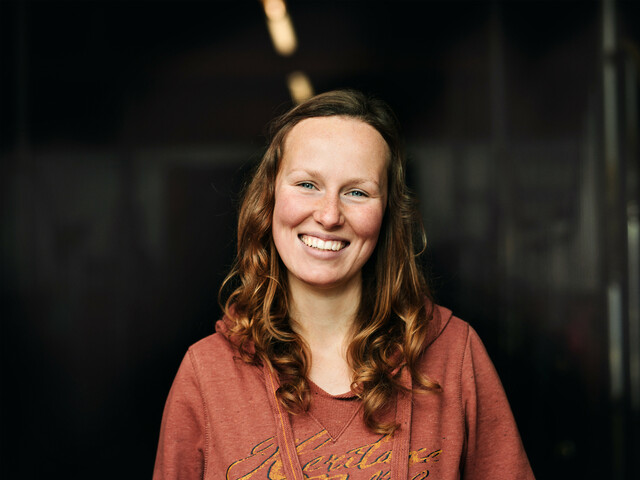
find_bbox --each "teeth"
[300,235,346,251]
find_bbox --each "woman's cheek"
[353,204,385,237]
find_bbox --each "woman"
[153,90,534,479]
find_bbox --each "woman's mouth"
[299,234,348,251]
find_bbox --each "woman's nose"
[313,194,344,228]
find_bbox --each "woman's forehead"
[280,116,391,166]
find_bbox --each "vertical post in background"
[622,27,640,480]
[601,0,628,478]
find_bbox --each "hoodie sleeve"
[460,326,534,479]
[153,349,208,480]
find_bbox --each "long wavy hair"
[220,89,439,434]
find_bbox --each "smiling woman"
[153,90,535,480]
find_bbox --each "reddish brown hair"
[220,89,439,434]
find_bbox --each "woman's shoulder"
[188,330,232,355]
[183,320,246,371]
[421,303,487,372]
[427,304,472,347]
[423,304,504,386]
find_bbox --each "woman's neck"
[287,273,361,350]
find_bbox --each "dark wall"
[1,1,639,479]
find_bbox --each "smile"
[299,234,348,251]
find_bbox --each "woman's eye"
[298,182,315,189]
[347,190,367,197]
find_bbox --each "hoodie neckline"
[263,363,414,480]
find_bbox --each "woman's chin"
[287,271,362,293]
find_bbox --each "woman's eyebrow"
[347,178,383,188]
[286,168,321,178]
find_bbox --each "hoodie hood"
[215,314,256,356]
[428,304,454,347]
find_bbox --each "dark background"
[1,0,639,478]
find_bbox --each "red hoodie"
[153,305,534,479]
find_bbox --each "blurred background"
[1,0,638,478]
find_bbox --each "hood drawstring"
[264,365,305,480]
[391,366,414,480]
[264,364,414,480]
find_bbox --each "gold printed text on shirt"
[225,430,441,480]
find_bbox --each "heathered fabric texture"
[153,305,535,479]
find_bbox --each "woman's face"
[272,116,389,293]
